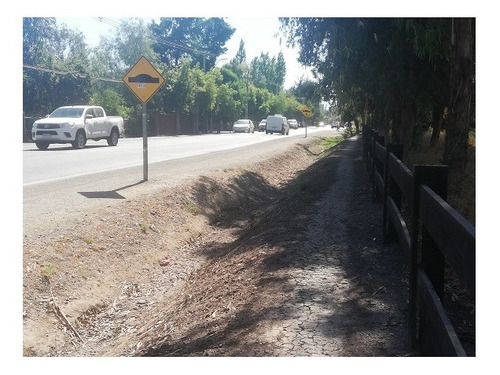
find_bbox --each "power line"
[24,18,220,82]
[23,64,122,83]
[93,17,216,59]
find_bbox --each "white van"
[265,115,289,135]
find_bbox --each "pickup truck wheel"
[107,128,119,146]
[72,131,86,149]
[35,141,49,150]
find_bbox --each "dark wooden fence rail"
[362,127,476,356]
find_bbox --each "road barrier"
[363,127,475,356]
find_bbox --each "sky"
[56,16,312,90]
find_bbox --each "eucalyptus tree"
[281,17,474,169]
[443,18,474,170]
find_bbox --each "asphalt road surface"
[23,127,331,185]
[23,127,339,233]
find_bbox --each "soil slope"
[23,135,411,357]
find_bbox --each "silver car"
[258,119,267,132]
[287,119,299,129]
[233,119,255,133]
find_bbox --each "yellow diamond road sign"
[123,56,165,104]
[301,105,312,118]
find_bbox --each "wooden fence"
[363,127,475,356]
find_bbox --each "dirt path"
[258,136,410,356]
[23,134,412,357]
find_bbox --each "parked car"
[287,119,299,129]
[258,119,267,132]
[233,119,254,133]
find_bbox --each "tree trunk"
[363,95,369,130]
[401,96,416,152]
[429,105,444,147]
[176,111,180,134]
[392,105,403,145]
[444,18,474,171]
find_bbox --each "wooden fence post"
[383,143,404,243]
[409,164,448,350]
[369,130,377,182]
[363,125,369,161]
[372,135,385,203]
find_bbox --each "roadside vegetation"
[24,17,475,179]
[23,18,325,138]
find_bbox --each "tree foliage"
[23,17,318,134]
[23,17,92,115]
[150,17,234,70]
[281,17,475,169]
[250,52,286,93]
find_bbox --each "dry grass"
[405,130,475,225]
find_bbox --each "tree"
[116,19,156,69]
[281,17,474,167]
[23,17,92,115]
[150,18,234,70]
[23,17,57,66]
[250,52,285,93]
[234,39,247,64]
[443,18,474,170]
[89,88,132,119]
[276,52,287,89]
[214,84,241,129]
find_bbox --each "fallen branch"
[50,298,84,343]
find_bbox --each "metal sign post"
[301,106,312,138]
[142,103,148,181]
[123,56,165,182]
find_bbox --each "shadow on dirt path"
[141,136,413,357]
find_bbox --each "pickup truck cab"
[32,105,124,150]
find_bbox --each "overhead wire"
[93,17,216,58]
[23,64,122,83]
[24,17,217,84]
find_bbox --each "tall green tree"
[250,52,285,93]
[276,52,287,90]
[150,18,234,70]
[23,17,92,115]
[234,39,247,64]
[281,17,473,169]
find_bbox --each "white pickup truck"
[32,105,124,150]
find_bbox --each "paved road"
[23,128,339,234]
[23,127,333,185]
